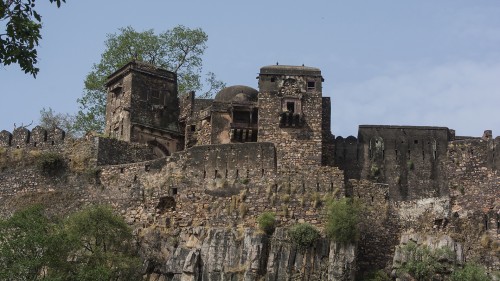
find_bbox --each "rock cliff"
[140,227,356,281]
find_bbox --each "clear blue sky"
[1,0,499,137]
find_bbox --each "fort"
[0,60,498,280]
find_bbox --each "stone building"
[104,61,183,157]
[1,61,497,279]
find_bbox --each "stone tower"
[104,61,183,156]
[257,65,327,169]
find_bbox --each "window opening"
[286,102,295,113]
[307,81,315,89]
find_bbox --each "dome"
[214,85,258,103]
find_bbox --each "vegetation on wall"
[288,223,320,250]
[396,241,455,280]
[36,151,65,176]
[325,198,361,244]
[257,212,276,235]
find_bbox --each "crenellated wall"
[0,126,65,148]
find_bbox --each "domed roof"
[214,85,258,103]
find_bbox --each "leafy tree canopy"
[0,0,66,77]
[75,25,225,134]
[0,204,140,281]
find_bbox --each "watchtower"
[257,65,327,169]
[104,61,183,156]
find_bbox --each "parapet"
[0,126,65,148]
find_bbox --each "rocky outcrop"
[141,227,356,281]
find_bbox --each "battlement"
[0,126,65,148]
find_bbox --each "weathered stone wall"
[257,89,323,170]
[335,126,452,201]
[0,126,65,148]
[322,97,335,166]
[96,137,156,166]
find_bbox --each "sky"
[1,0,499,137]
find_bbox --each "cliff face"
[140,227,356,281]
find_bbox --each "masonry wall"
[257,89,323,169]
[335,126,452,201]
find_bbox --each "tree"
[39,107,78,138]
[0,205,54,280]
[50,205,141,281]
[0,205,140,281]
[0,0,66,77]
[75,25,225,133]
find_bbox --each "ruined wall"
[335,126,452,201]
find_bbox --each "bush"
[257,212,276,235]
[397,241,456,281]
[450,263,491,281]
[288,223,320,250]
[325,198,361,244]
[36,151,65,176]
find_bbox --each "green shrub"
[288,223,320,250]
[257,212,276,235]
[450,263,491,281]
[397,241,455,281]
[36,152,65,176]
[325,198,361,244]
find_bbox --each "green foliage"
[325,198,361,244]
[36,151,65,176]
[288,223,320,250]
[0,205,54,280]
[450,263,491,281]
[75,25,225,133]
[370,164,380,178]
[51,205,141,281]
[0,0,66,76]
[397,241,456,281]
[257,212,276,235]
[407,160,415,170]
[0,205,140,281]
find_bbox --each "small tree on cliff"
[325,198,361,244]
[75,25,225,133]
